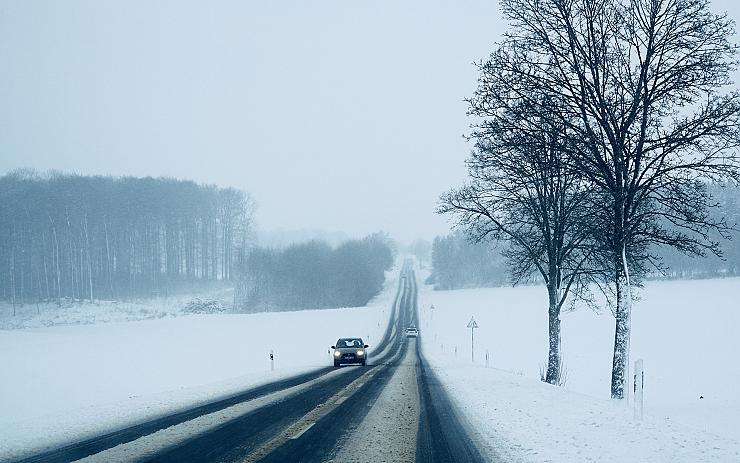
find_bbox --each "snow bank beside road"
[0,274,396,461]
[423,357,740,462]
[419,278,740,461]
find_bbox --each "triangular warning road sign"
[467,316,479,329]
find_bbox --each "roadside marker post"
[634,359,644,420]
[270,350,274,371]
[467,316,479,363]
[485,349,490,367]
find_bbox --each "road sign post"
[467,316,479,363]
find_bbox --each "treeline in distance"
[431,184,740,290]
[0,170,254,307]
[426,232,506,290]
[235,233,394,311]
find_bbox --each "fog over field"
[3,1,740,462]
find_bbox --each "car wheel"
[334,361,340,367]
[361,360,366,366]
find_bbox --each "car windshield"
[336,338,363,348]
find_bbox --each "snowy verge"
[0,285,234,330]
[421,355,740,462]
[418,278,740,462]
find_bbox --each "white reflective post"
[634,359,644,420]
[270,349,275,371]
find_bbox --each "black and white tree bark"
[480,0,740,398]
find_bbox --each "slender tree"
[440,98,595,385]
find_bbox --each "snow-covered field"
[419,277,740,462]
[0,285,235,330]
[0,273,397,461]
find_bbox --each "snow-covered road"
[332,340,420,462]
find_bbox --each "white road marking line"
[75,369,353,463]
[241,346,405,463]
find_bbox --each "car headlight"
[334,350,341,357]
[356,349,365,356]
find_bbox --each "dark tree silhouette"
[440,98,596,385]
[234,234,394,311]
[427,232,507,290]
[473,0,740,398]
[0,170,254,304]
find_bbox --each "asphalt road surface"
[13,263,487,463]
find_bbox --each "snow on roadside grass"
[425,358,740,462]
[0,285,234,330]
[419,278,740,461]
[0,272,397,461]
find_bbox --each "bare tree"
[0,172,256,305]
[440,99,595,385]
[478,0,740,398]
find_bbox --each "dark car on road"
[332,338,369,366]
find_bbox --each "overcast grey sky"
[1,1,737,243]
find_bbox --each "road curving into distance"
[12,261,487,463]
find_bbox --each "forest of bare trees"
[0,170,254,310]
[434,183,740,288]
[426,233,507,290]
[234,234,394,311]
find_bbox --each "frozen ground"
[419,277,740,462]
[0,285,234,330]
[0,272,397,462]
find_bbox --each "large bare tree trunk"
[610,243,632,399]
[546,283,562,384]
